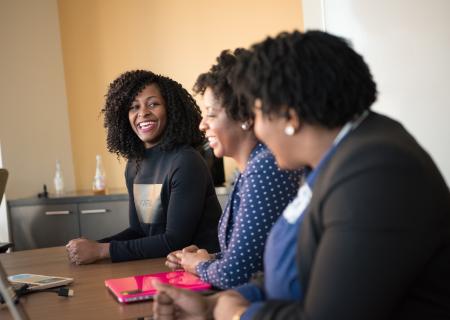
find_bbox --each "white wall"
[0,0,75,200]
[303,0,450,186]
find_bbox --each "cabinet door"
[9,204,79,251]
[78,201,129,240]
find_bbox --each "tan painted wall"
[0,0,75,200]
[58,0,304,190]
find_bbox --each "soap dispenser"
[54,160,64,195]
[92,154,106,195]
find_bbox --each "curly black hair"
[102,70,205,160]
[193,48,252,122]
[231,30,378,128]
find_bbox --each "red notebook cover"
[105,270,212,303]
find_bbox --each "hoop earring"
[284,125,295,136]
[241,122,250,130]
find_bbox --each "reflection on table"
[0,246,167,319]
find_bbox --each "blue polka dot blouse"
[196,143,302,289]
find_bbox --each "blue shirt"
[235,114,369,320]
[235,186,306,319]
[196,143,301,289]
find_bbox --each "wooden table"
[0,247,167,319]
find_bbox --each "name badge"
[283,184,312,224]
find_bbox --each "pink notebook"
[105,270,212,303]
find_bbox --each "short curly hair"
[102,70,205,160]
[193,48,252,122]
[231,30,378,128]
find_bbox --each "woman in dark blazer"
[152,30,450,320]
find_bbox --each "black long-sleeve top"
[100,145,221,262]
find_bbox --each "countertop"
[8,187,229,207]
[8,188,129,207]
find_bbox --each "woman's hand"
[65,238,110,265]
[214,291,250,320]
[152,280,213,320]
[166,245,200,270]
[180,248,212,274]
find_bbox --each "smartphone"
[8,274,73,291]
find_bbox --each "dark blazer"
[256,112,450,320]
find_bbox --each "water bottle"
[54,160,64,195]
[92,155,106,195]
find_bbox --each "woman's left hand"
[214,291,250,320]
[180,248,211,274]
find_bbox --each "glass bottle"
[54,160,64,196]
[92,155,106,195]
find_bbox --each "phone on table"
[8,274,73,291]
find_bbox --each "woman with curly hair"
[66,70,221,264]
[165,49,301,289]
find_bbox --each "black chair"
[0,242,12,254]
[0,170,11,254]
[198,143,225,187]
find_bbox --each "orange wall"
[58,0,303,190]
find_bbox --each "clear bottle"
[92,154,106,195]
[54,160,64,196]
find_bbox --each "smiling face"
[128,83,167,148]
[199,87,245,159]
